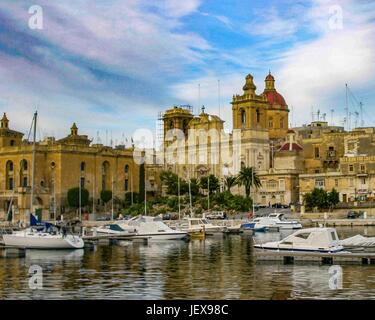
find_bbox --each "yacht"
[243,213,302,231]
[118,216,188,240]
[254,227,344,253]
[177,218,227,235]
[3,216,84,250]
[95,224,136,235]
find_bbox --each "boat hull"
[131,232,188,241]
[3,234,84,249]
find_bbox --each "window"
[169,120,174,129]
[241,109,246,126]
[349,178,354,187]
[315,169,320,174]
[22,177,28,188]
[10,140,15,146]
[315,179,325,188]
[314,147,320,158]
[256,109,260,123]
[6,161,13,172]
[21,160,28,171]
[331,232,337,241]
[280,117,284,129]
[349,165,354,172]
[295,233,310,240]
[40,180,45,187]
[8,178,14,190]
[279,179,285,191]
[80,162,86,172]
[125,164,129,173]
[361,178,366,185]
[335,179,339,187]
[268,118,273,128]
[124,179,129,191]
[267,180,278,190]
[360,164,366,172]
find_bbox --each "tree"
[303,188,332,211]
[328,188,340,209]
[189,178,200,196]
[224,176,237,193]
[199,174,220,194]
[124,192,139,206]
[67,187,89,208]
[236,167,261,198]
[100,190,112,204]
[160,170,179,195]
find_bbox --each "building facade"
[0,114,139,222]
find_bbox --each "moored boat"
[254,227,344,253]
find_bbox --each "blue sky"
[0,0,375,144]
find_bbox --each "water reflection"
[1,227,375,299]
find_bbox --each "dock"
[254,249,375,265]
[0,245,26,258]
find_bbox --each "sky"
[0,0,375,145]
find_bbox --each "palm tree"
[224,176,237,193]
[236,167,261,198]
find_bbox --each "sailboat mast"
[177,175,181,220]
[30,111,37,214]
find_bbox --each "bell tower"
[1,113,9,129]
[71,123,78,136]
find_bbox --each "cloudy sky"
[0,0,375,144]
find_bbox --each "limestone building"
[0,114,139,222]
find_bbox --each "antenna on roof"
[217,79,221,119]
[330,109,334,126]
[360,101,364,127]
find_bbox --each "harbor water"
[1,226,375,300]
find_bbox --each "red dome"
[264,91,287,109]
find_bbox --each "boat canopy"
[279,228,340,248]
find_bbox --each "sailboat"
[2,112,84,249]
[3,214,84,249]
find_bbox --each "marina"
[1,224,375,299]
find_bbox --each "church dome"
[264,91,287,109]
[265,73,274,81]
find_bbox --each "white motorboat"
[254,227,344,253]
[95,223,136,235]
[118,216,188,240]
[177,218,227,234]
[3,227,84,249]
[250,213,302,230]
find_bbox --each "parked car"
[96,215,111,221]
[347,211,360,219]
[205,211,227,220]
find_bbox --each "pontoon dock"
[255,250,375,265]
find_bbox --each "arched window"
[125,164,129,174]
[21,159,28,171]
[80,162,86,172]
[20,160,28,187]
[6,160,13,172]
[6,161,14,190]
[256,109,260,123]
[240,109,246,126]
